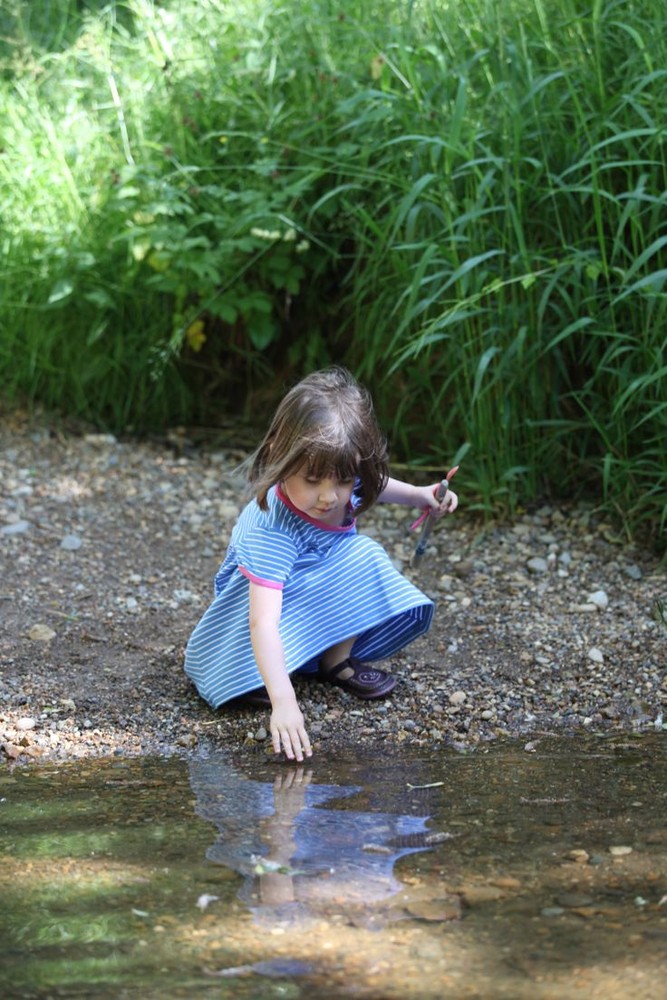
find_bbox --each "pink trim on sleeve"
[238,566,284,590]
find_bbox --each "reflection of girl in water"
[189,757,432,922]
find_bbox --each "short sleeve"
[234,526,299,589]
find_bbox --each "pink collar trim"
[276,485,356,532]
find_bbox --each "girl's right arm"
[248,582,312,762]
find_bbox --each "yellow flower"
[371,54,385,80]
[185,319,206,352]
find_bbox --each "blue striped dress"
[184,484,434,707]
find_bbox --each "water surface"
[1,735,665,998]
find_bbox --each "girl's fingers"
[431,491,458,516]
[444,490,459,513]
[281,728,302,762]
[271,725,312,762]
[269,708,312,761]
[299,727,313,758]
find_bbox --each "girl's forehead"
[300,451,359,476]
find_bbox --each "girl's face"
[282,464,356,526]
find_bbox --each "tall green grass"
[0,0,665,550]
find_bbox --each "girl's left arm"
[379,476,458,516]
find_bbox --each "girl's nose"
[318,480,337,503]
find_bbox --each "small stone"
[84,433,117,446]
[527,557,549,574]
[16,717,37,731]
[176,733,197,748]
[586,589,608,610]
[588,647,604,664]
[217,503,240,519]
[541,906,565,918]
[624,564,643,580]
[566,849,590,864]
[27,624,57,642]
[491,876,522,889]
[1,520,30,535]
[609,845,633,856]
[461,885,506,905]
[173,589,196,603]
[449,690,467,706]
[254,727,268,741]
[406,899,461,922]
[557,892,595,908]
[60,534,82,551]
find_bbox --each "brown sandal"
[318,657,396,699]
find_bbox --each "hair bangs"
[302,435,360,483]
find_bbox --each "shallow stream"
[1,735,665,999]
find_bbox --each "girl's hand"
[416,482,459,517]
[270,697,312,762]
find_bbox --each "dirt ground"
[1,409,665,765]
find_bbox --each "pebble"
[449,691,467,706]
[557,892,595,908]
[588,647,604,664]
[1,520,30,535]
[173,589,196,603]
[609,845,633,856]
[586,589,609,609]
[60,534,82,550]
[16,717,37,731]
[527,557,549,574]
[26,624,57,642]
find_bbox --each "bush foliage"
[0,0,665,549]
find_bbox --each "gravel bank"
[1,411,665,765]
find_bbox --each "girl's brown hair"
[248,367,389,515]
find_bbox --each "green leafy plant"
[0,0,665,551]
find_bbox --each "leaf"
[247,314,277,350]
[48,280,73,304]
[471,346,502,403]
[84,289,114,310]
[208,299,238,324]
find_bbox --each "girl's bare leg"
[320,637,357,677]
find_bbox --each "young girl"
[184,367,458,763]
